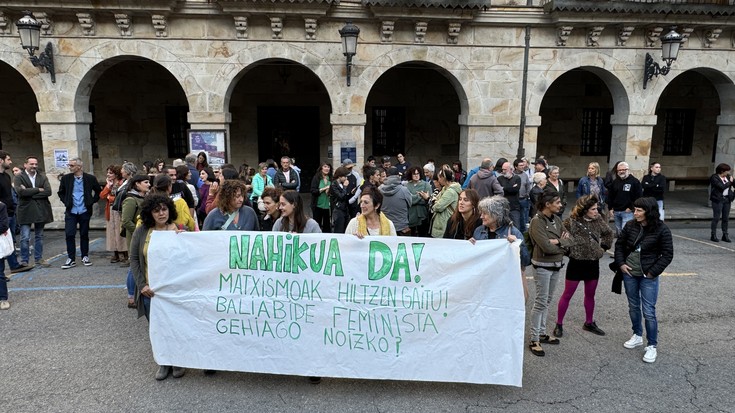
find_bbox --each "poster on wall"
[189,130,227,165]
[54,149,69,168]
[340,141,356,164]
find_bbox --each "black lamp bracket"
[29,42,55,83]
[643,52,670,90]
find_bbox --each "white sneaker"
[624,334,644,349]
[643,345,657,363]
[0,300,10,310]
[82,256,92,266]
[61,258,76,269]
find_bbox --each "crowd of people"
[2,148,732,375]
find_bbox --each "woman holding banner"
[202,180,259,231]
[273,190,321,233]
[527,191,573,357]
[345,187,397,237]
[129,194,186,380]
[469,196,529,300]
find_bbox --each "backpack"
[111,182,128,212]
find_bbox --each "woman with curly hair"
[554,195,613,338]
[202,180,259,231]
[443,189,481,240]
[129,194,185,380]
[273,190,320,233]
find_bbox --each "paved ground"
[1,219,733,412]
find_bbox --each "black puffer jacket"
[614,219,673,278]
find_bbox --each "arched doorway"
[537,68,615,179]
[228,59,331,191]
[0,61,41,169]
[365,62,461,168]
[87,58,189,177]
[651,70,722,183]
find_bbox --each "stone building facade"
[0,0,733,218]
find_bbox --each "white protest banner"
[148,231,525,386]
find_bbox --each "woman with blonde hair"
[576,162,607,213]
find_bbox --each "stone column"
[188,111,232,162]
[610,114,658,178]
[715,114,735,169]
[330,114,366,167]
[522,115,542,161]
[36,110,94,221]
[460,114,520,170]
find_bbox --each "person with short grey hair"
[184,153,199,189]
[57,157,102,269]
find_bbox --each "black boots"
[713,233,732,242]
[723,233,732,243]
[711,233,719,242]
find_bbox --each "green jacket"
[430,182,461,238]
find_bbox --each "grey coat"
[14,171,53,225]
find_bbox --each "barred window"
[662,109,695,156]
[372,107,405,157]
[166,106,190,159]
[580,108,612,156]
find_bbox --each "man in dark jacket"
[0,151,30,274]
[608,161,642,237]
[57,157,101,269]
[468,158,504,199]
[14,156,53,268]
[274,156,299,191]
[498,161,522,229]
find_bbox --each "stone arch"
[528,57,632,119]
[642,54,735,115]
[357,47,474,116]
[70,41,203,114]
[0,41,52,99]
[215,43,340,115]
[650,66,735,174]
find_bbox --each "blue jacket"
[576,176,607,205]
[473,222,530,267]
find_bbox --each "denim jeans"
[530,266,561,341]
[141,295,151,321]
[127,268,135,299]
[6,215,20,269]
[65,211,91,260]
[623,274,659,346]
[509,209,522,231]
[519,198,530,230]
[20,223,45,263]
[614,211,634,236]
[656,200,665,221]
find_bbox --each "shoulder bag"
[0,229,15,258]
